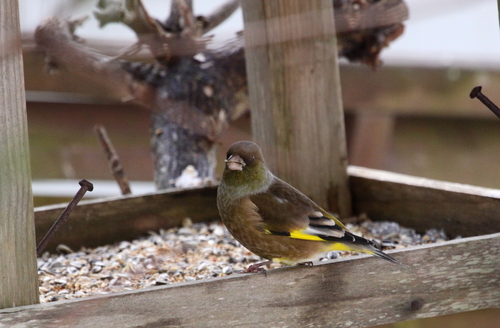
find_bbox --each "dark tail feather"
[370,247,408,267]
[323,230,408,267]
[345,231,408,267]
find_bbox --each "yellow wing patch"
[326,242,362,252]
[289,230,325,242]
[287,230,373,254]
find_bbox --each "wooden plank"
[349,166,500,238]
[34,186,219,252]
[241,0,351,216]
[340,65,500,118]
[2,233,499,327]
[0,0,39,309]
[23,46,500,120]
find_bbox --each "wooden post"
[0,0,39,308]
[242,0,351,216]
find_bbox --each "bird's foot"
[240,260,271,275]
[298,261,314,267]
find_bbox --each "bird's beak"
[225,154,246,171]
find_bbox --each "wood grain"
[349,166,500,237]
[2,233,499,327]
[242,0,351,216]
[34,186,219,252]
[0,0,39,309]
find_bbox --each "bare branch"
[34,17,156,107]
[334,0,409,32]
[175,0,198,35]
[94,125,132,195]
[163,0,193,32]
[35,17,125,85]
[201,0,241,35]
[94,0,210,60]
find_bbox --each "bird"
[217,140,404,273]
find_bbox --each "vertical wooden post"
[0,0,39,308]
[241,0,351,216]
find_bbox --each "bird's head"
[221,141,273,195]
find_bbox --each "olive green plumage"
[217,141,403,267]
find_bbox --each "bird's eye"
[246,156,255,165]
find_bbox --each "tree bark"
[123,39,247,188]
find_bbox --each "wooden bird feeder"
[1,0,500,327]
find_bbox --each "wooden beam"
[241,0,351,216]
[0,0,39,309]
[340,65,500,118]
[35,186,219,252]
[1,233,499,327]
[349,166,500,238]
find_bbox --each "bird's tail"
[345,231,407,267]
[366,246,407,267]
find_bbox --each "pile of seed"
[37,218,451,303]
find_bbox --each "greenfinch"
[217,141,403,272]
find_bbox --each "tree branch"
[201,0,241,35]
[94,0,209,60]
[94,125,132,195]
[163,0,193,32]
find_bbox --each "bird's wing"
[249,177,349,241]
[249,178,405,266]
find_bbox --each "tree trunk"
[150,114,216,188]
[123,41,248,188]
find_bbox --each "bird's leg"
[240,260,272,274]
[298,261,314,266]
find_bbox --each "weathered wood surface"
[0,0,39,308]
[35,186,218,252]
[349,166,500,238]
[2,233,499,327]
[340,65,500,118]
[242,0,351,216]
[34,166,500,251]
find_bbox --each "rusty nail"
[36,179,94,256]
[79,179,94,192]
[470,86,500,119]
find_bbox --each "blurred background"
[20,0,500,203]
[16,1,500,327]
[20,0,500,205]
